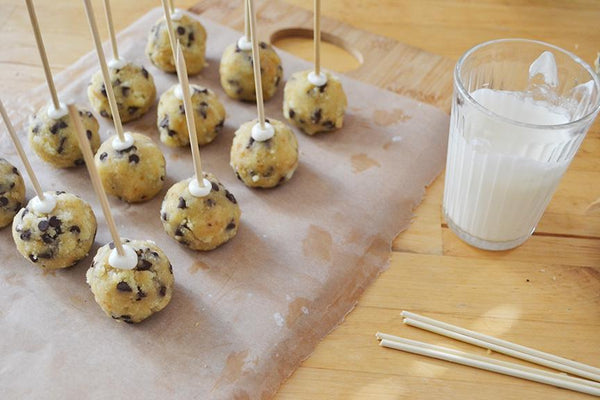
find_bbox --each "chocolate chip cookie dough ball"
[146,12,206,75]
[219,41,283,101]
[0,159,26,228]
[160,174,240,251]
[283,70,347,135]
[28,105,100,168]
[12,191,97,270]
[230,119,299,188]
[95,133,166,203]
[88,62,156,123]
[86,239,174,323]
[157,84,225,147]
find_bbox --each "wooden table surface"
[1,1,599,398]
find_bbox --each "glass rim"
[455,38,600,130]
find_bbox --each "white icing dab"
[30,193,57,214]
[308,71,328,87]
[47,103,68,119]
[111,132,134,151]
[174,84,184,100]
[251,122,275,141]
[237,36,252,51]
[108,58,127,69]
[528,51,558,87]
[171,8,184,21]
[251,175,260,182]
[108,244,138,270]
[188,177,212,197]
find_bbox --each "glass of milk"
[443,39,600,250]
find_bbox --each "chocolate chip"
[161,212,168,221]
[275,76,281,87]
[128,154,140,164]
[49,216,61,228]
[205,198,215,207]
[216,119,225,129]
[128,106,139,115]
[121,86,130,97]
[178,104,185,114]
[100,84,107,97]
[177,26,185,35]
[225,190,237,204]
[319,82,328,93]
[278,176,286,185]
[169,263,173,274]
[74,159,85,166]
[69,225,81,234]
[235,44,241,52]
[109,242,115,249]
[20,230,31,241]
[288,108,295,119]
[246,137,255,149]
[177,197,187,209]
[159,285,167,296]
[311,108,322,124]
[210,181,219,192]
[159,115,169,129]
[99,152,108,161]
[322,120,335,129]
[100,110,109,118]
[195,88,209,95]
[198,102,208,119]
[136,287,147,300]
[235,171,242,181]
[12,167,19,175]
[136,259,152,271]
[32,124,40,134]
[188,31,194,44]
[86,111,93,118]
[38,220,49,232]
[38,251,53,259]
[50,120,68,134]
[259,41,267,49]
[168,129,177,137]
[141,67,149,79]
[116,281,132,292]
[29,254,38,263]
[41,233,54,244]
[86,130,93,140]
[55,190,65,195]
[227,79,240,86]
[226,221,236,230]
[174,227,184,236]
[0,197,7,206]
[114,78,122,86]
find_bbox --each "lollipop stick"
[68,104,125,256]
[0,99,45,200]
[175,43,204,185]
[25,0,60,111]
[82,0,125,141]
[244,0,250,41]
[247,0,266,128]
[168,0,175,13]
[160,0,178,59]
[314,0,321,76]
[103,0,119,61]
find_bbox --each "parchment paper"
[0,9,449,399]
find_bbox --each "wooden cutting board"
[189,0,455,111]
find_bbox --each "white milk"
[443,88,578,246]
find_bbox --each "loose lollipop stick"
[0,99,46,202]
[25,0,61,112]
[102,0,119,61]
[247,0,266,129]
[174,43,210,196]
[82,0,125,142]
[68,104,133,265]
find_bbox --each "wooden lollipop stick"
[25,0,60,111]
[167,0,175,13]
[175,43,205,185]
[244,0,250,40]
[247,0,266,128]
[0,99,46,200]
[314,0,321,76]
[103,0,119,61]
[68,104,125,256]
[160,0,178,59]
[82,0,125,141]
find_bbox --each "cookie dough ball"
[146,13,206,75]
[0,159,26,228]
[230,119,299,188]
[219,41,283,101]
[161,174,241,251]
[87,239,174,323]
[28,105,100,168]
[95,133,166,203]
[12,191,97,270]
[88,62,156,123]
[157,84,225,147]
[283,70,347,135]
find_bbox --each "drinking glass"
[443,39,600,250]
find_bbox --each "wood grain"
[0,0,599,399]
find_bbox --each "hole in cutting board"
[271,28,363,73]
